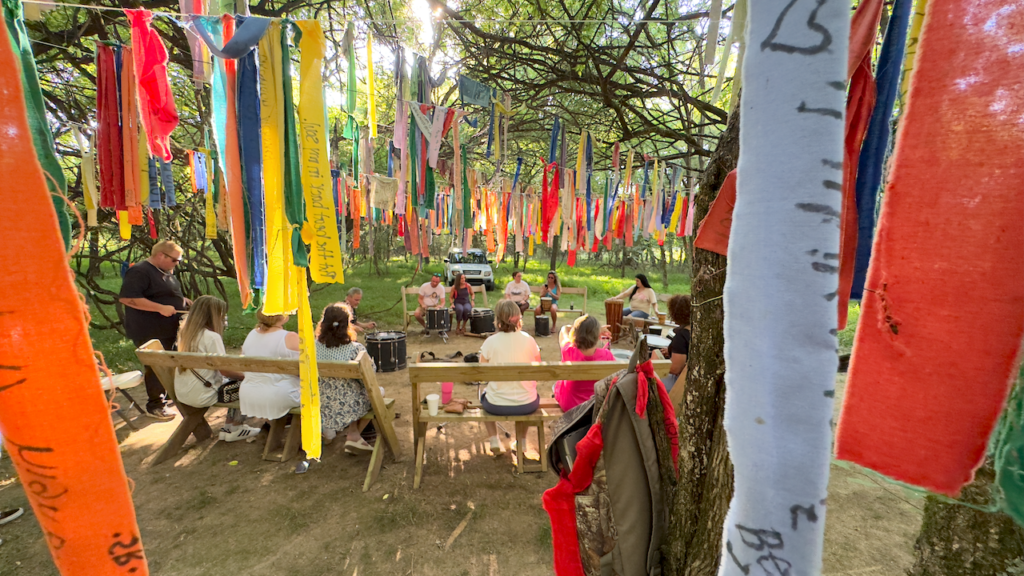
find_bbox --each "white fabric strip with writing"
[719,0,848,575]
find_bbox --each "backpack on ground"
[543,340,679,576]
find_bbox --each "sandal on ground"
[419,351,437,362]
[344,438,374,455]
[446,350,464,360]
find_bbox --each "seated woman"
[554,315,614,411]
[534,270,562,332]
[240,308,301,422]
[479,299,542,453]
[660,295,691,392]
[613,273,659,319]
[450,273,475,335]
[504,270,531,313]
[315,302,378,454]
[174,296,261,442]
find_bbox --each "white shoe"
[489,437,504,455]
[219,425,260,442]
[322,428,337,445]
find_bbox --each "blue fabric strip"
[485,88,496,159]
[548,117,560,165]
[236,47,266,291]
[189,15,270,59]
[851,0,912,300]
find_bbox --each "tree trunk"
[908,459,1024,576]
[659,241,670,290]
[663,107,741,576]
[549,235,559,272]
[620,242,627,278]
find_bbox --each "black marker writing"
[812,262,839,274]
[761,0,833,55]
[821,159,843,170]
[790,504,819,530]
[796,203,840,218]
[797,101,843,119]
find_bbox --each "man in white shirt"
[414,272,447,334]
[504,270,531,313]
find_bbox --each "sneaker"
[322,428,337,445]
[489,437,504,455]
[344,438,374,455]
[146,407,175,422]
[0,508,23,526]
[219,426,261,443]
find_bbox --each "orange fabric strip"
[0,20,149,573]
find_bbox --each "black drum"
[366,331,407,372]
[535,315,550,337]
[426,307,451,332]
[469,308,495,334]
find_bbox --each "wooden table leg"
[280,420,302,462]
[152,406,209,465]
[363,433,385,492]
[262,417,287,461]
[515,422,527,474]
[413,422,427,489]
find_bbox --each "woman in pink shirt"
[554,315,615,411]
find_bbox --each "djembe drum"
[540,297,553,312]
[605,298,623,341]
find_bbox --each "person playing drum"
[450,272,475,335]
[612,273,659,319]
[344,287,376,333]
[504,270,531,313]
[413,272,447,335]
[534,270,562,332]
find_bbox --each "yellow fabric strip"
[366,32,377,138]
[205,186,217,239]
[669,186,685,233]
[899,0,929,107]
[118,211,130,240]
[529,235,535,256]
[72,128,99,226]
[297,20,344,284]
[575,130,586,197]
[259,22,298,314]
[295,268,322,459]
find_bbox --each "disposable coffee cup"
[426,394,440,416]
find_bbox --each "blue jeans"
[661,372,678,392]
[623,308,649,319]
[454,301,472,322]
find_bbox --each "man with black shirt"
[119,240,191,421]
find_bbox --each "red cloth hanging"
[125,9,179,162]
[96,45,124,210]
[837,0,884,329]
[835,0,1024,496]
[693,170,737,256]
[541,161,559,242]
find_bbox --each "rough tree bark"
[663,106,740,576]
[908,460,1024,576]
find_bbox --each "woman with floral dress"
[315,302,378,455]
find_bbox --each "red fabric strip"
[835,0,1024,496]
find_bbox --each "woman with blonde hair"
[315,302,378,454]
[174,296,259,442]
[554,315,614,411]
[240,308,301,421]
[478,299,542,453]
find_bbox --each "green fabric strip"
[462,146,472,229]
[281,23,307,268]
[4,0,70,249]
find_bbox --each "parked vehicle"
[444,249,494,290]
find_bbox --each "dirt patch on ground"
[0,332,920,576]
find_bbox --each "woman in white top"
[503,270,531,313]
[240,308,301,420]
[613,273,659,319]
[174,296,260,442]
[478,299,542,454]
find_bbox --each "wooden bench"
[522,285,588,318]
[402,284,489,331]
[408,359,670,488]
[135,340,401,491]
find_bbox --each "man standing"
[119,240,190,421]
[345,287,376,333]
[504,270,531,313]
[413,272,447,335]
